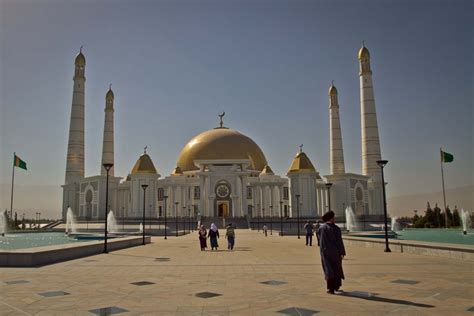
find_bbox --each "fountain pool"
[0,232,95,250]
[395,229,474,245]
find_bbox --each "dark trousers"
[305,233,313,246]
[327,277,342,291]
[227,236,235,249]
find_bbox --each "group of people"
[196,210,346,295]
[198,223,235,251]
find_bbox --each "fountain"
[460,209,471,235]
[345,206,358,232]
[391,216,400,232]
[0,210,7,236]
[107,210,118,233]
[65,207,77,234]
[139,223,143,233]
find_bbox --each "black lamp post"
[377,159,391,253]
[269,205,273,235]
[188,206,191,232]
[279,201,283,236]
[149,204,152,230]
[141,184,148,245]
[122,206,125,231]
[257,203,260,232]
[103,162,113,253]
[175,201,179,237]
[163,195,168,239]
[326,183,333,211]
[183,206,186,234]
[296,194,301,239]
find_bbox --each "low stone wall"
[0,236,151,267]
[343,236,474,261]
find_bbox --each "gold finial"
[362,40,365,47]
[299,144,303,153]
[80,45,83,53]
[109,83,112,90]
[218,111,225,128]
[144,145,148,154]
[331,80,334,86]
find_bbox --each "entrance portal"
[217,201,230,217]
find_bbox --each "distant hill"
[388,185,474,217]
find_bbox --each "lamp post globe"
[376,159,391,253]
[102,163,114,253]
[141,184,148,245]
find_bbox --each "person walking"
[262,224,268,237]
[225,223,236,250]
[304,220,314,246]
[318,211,346,294]
[198,225,207,251]
[208,223,220,251]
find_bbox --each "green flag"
[441,150,454,163]
[13,154,27,170]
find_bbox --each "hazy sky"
[0,0,472,216]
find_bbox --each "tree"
[452,206,461,227]
[445,206,453,228]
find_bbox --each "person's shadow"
[338,291,434,308]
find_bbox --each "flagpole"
[10,152,16,219]
[440,148,448,229]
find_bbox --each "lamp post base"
[384,248,391,253]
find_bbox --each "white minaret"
[329,81,345,175]
[101,85,115,176]
[65,48,86,184]
[359,43,383,214]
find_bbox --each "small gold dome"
[176,127,268,172]
[172,166,183,175]
[328,83,338,96]
[131,153,157,175]
[75,52,86,66]
[288,151,316,174]
[260,165,274,175]
[358,45,370,60]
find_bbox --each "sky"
[0,0,472,218]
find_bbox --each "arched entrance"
[214,181,232,217]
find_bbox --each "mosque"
[62,45,385,223]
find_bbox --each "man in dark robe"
[318,211,345,294]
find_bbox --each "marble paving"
[0,229,472,315]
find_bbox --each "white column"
[329,83,345,175]
[65,50,86,184]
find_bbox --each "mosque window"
[246,187,253,199]
[283,187,289,200]
[194,186,200,200]
[157,188,164,201]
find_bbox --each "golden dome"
[358,45,370,60]
[75,52,86,66]
[288,151,316,174]
[176,127,268,172]
[131,153,157,175]
[328,82,338,96]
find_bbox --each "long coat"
[318,223,346,280]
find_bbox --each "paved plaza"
[1,229,473,315]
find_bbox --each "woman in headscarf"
[198,225,207,251]
[208,223,220,251]
[318,211,346,294]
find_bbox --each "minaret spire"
[328,81,345,175]
[358,44,383,214]
[101,85,115,176]
[65,48,86,184]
